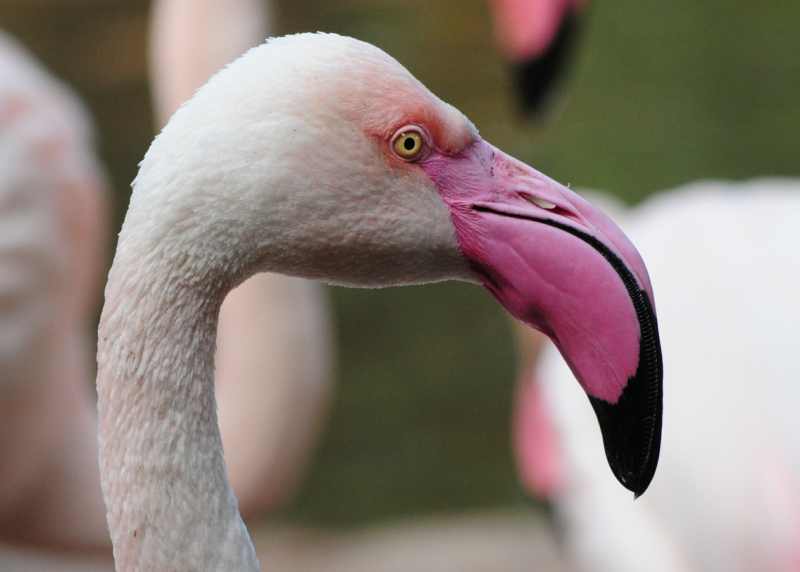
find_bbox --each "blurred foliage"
[1,0,797,527]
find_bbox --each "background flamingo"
[0,30,110,552]
[515,182,800,571]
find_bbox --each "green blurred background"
[1,0,797,528]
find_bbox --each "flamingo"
[515,182,800,571]
[97,32,663,570]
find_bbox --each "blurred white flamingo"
[515,182,800,571]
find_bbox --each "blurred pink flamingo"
[0,30,110,552]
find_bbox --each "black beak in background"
[511,10,583,118]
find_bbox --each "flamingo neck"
[97,247,259,571]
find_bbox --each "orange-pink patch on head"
[329,44,478,161]
[360,89,477,161]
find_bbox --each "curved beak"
[427,140,662,496]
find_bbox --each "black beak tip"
[589,389,662,498]
[588,288,663,498]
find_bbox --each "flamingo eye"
[391,127,426,161]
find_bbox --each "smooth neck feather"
[97,233,259,571]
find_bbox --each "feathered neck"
[97,237,259,570]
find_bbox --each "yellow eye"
[392,129,425,160]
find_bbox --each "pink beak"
[425,140,662,496]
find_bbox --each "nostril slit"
[523,194,557,210]
[518,192,581,221]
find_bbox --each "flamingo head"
[135,33,661,495]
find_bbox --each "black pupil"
[403,136,416,151]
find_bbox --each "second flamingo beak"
[489,0,586,117]
[425,140,663,496]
